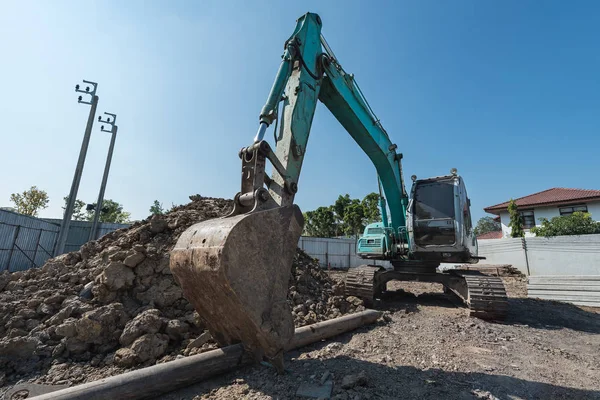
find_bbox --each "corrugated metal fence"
[478,234,600,307]
[0,211,59,273]
[298,236,389,270]
[41,218,130,254]
[0,209,129,272]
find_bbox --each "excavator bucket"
[170,205,303,361]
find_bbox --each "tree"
[333,194,351,222]
[343,200,365,237]
[531,212,600,237]
[507,199,524,238]
[9,186,49,216]
[86,199,131,223]
[149,200,164,215]
[361,192,381,224]
[63,196,87,220]
[474,216,501,236]
[303,206,337,237]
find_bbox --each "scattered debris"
[340,370,368,389]
[296,380,333,399]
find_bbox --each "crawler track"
[452,271,508,320]
[344,266,508,320]
[344,265,380,306]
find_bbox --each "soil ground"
[160,273,600,400]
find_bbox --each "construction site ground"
[161,274,600,400]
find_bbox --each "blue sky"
[1,0,598,222]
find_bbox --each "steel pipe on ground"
[31,309,382,400]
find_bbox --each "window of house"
[520,210,536,229]
[559,204,588,216]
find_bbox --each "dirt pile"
[0,196,362,388]
[289,250,365,326]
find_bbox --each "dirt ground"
[159,273,600,400]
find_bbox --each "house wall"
[498,200,600,237]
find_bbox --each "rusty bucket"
[170,205,303,361]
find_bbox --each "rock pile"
[0,196,363,388]
[289,250,365,326]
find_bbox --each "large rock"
[0,336,40,358]
[165,319,189,341]
[119,309,164,346]
[96,262,135,291]
[149,217,168,234]
[114,333,169,366]
[135,277,182,307]
[123,252,145,268]
[55,319,78,338]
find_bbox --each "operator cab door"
[409,178,458,248]
[458,179,478,258]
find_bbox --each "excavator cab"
[357,223,392,259]
[406,169,478,263]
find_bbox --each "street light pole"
[54,80,99,256]
[89,113,118,241]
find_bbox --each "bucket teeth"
[170,205,304,360]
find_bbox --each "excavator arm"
[253,13,408,233]
[170,12,408,370]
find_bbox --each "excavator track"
[452,271,508,320]
[344,265,380,306]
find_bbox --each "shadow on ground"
[374,287,600,334]
[160,353,600,400]
[503,297,600,334]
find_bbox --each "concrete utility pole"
[89,113,118,241]
[54,80,99,256]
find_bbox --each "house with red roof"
[483,188,600,238]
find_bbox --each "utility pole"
[89,113,118,241]
[54,80,99,256]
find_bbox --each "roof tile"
[484,188,600,213]
[477,231,503,240]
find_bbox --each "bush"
[531,212,600,237]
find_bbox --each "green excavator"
[170,12,507,369]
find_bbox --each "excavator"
[170,12,507,370]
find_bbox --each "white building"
[484,188,600,238]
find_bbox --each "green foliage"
[508,199,524,238]
[63,196,87,221]
[474,216,501,236]
[149,200,164,215]
[303,206,337,237]
[361,192,381,224]
[333,194,352,223]
[302,192,384,238]
[531,212,600,237]
[343,200,365,237]
[9,186,49,216]
[87,199,131,223]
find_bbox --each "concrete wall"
[478,234,600,276]
[477,238,529,274]
[526,235,600,276]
